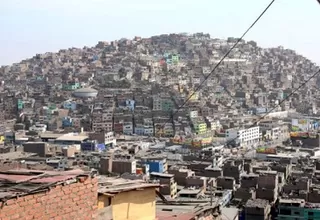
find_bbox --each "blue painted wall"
[135,127,144,135]
[63,101,77,111]
[144,161,163,173]
[125,99,135,111]
[62,117,73,127]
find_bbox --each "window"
[279,208,291,215]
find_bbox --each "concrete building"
[112,158,137,174]
[240,173,259,188]
[29,123,47,132]
[92,110,114,133]
[23,142,50,157]
[256,170,278,202]
[217,176,236,190]
[226,126,260,147]
[168,167,194,186]
[222,160,243,184]
[150,172,177,198]
[277,198,320,220]
[141,159,165,173]
[204,166,223,178]
[152,96,162,111]
[193,121,207,134]
[123,121,133,135]
[97,178,160,220]
[100,156,113,174]
[104,132,116,147]
[244,199,270,220]
[185,176,208,189]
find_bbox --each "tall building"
[226,126,260,147]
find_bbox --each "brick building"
[245,199,270,220]
[0,169,98,220]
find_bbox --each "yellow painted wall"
[113,188,156,220]
[0,136,5,144]
[99,188,156,220]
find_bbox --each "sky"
[1,0,320,66]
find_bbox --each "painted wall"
[144,161,164,173]
[98,188,157,220]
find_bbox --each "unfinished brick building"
[0,169,98,220]
[256,170,278,202]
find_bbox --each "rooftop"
[151,172,175,178]
[74,87,98,93]
[0,152,37,161]
[55,134,89,142]
[98,176,159,195]
[156,204,220,220]
[178,188,202,195]
[245,199,269,208]
[0,169,91,201]
[39,133,63,139]
[279,198,305,206]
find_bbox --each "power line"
[225,68,320,148]
[159,0,276,131]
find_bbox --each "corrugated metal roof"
[30,175,77,183]
[74,87,98,93]
[0,174,32,182]
[0,169,90,200]
[98,177,159,195]
[55,134,88,141]
[99,182,159,194]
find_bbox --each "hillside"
[0,33,319,114]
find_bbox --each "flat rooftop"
[55,134,89,142]
[39,133,63,139]
[150,172,174,178]
[279,198,305,205]
[246,199,269,208]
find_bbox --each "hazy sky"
[1,0,320,66]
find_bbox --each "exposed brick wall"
[0,176,98,220]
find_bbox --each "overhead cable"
[224,68,320,148]
[160,0,276,129]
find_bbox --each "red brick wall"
[0,176,98,220]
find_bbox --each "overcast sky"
[1,0,320,66]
